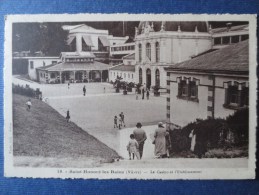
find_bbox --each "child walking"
[126,134,140,160]
[26,99,32,111]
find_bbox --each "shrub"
[12,84,42,99]
[168,128,190,153]
[226,108,248,145]
[168,108,249,157]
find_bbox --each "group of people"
[127,122,170,160]
[114,112,126,129]
[135,83,150,100]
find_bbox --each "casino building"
[111,22,249,90]
[134,21,213,89]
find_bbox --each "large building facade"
[134,21,213,89]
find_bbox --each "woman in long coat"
[154,122,168,158]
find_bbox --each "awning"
[98,36,110,47]
[82,35,94,47]
[66,35,75,45]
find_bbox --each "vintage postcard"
[4,14,257,179]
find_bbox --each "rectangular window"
[181,82,188,96]
[222,36,230,44]
[214,37,221,45]
[177,80,198,102]
[30,61,34,69]
[224,85,249,109]
[190,81,197,97]
[241,35,249,41]
[231,35,239,43]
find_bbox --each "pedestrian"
[66,110,70,123]
[118,114,123,129]
[114,116,118,128]
[135,88,139,100]
[68,81,70,89]
[120,112,125,127]
[189,129,196,152]
[26,99,32,111]
[133,122,147,159]
[104,87,106,93]
[83,85,86,96]
[141,87,145,100]
[127,134,140,160]
[146,89,150,100]
[153,122,168,158]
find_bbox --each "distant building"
[20,24,131,83]
[28,57,60,81]
[211,23,249,49]
[36,52,109,84]
[109,53,135,83]
[63,24,129,63]
[165,40,248,127]
[109,42,135,65]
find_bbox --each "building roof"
[122,53,135,60]
[211,24,248,34]
[37,61,109,72]
[138,21,209,33]
[62,24,96,31]
[165,40,248,74]
[109,65,135,72]
[60,52,95,58]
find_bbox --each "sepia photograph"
[4,14,257,179]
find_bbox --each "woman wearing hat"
[133,122,147,159]
[154,122,168,158]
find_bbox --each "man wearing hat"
[133,122,147,159]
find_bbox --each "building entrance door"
[146,68,151,89]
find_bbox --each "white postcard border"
[4,14,257,179]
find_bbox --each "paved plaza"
[46,84,166,157]
[13,76,167,157]
[13,76,248,168]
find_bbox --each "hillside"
[13,94,119,163]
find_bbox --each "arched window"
[156,42,160,62]
[146,43,151,60]
[138,44,142,62]
[139,68,142,84]
[155,69,160,87]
